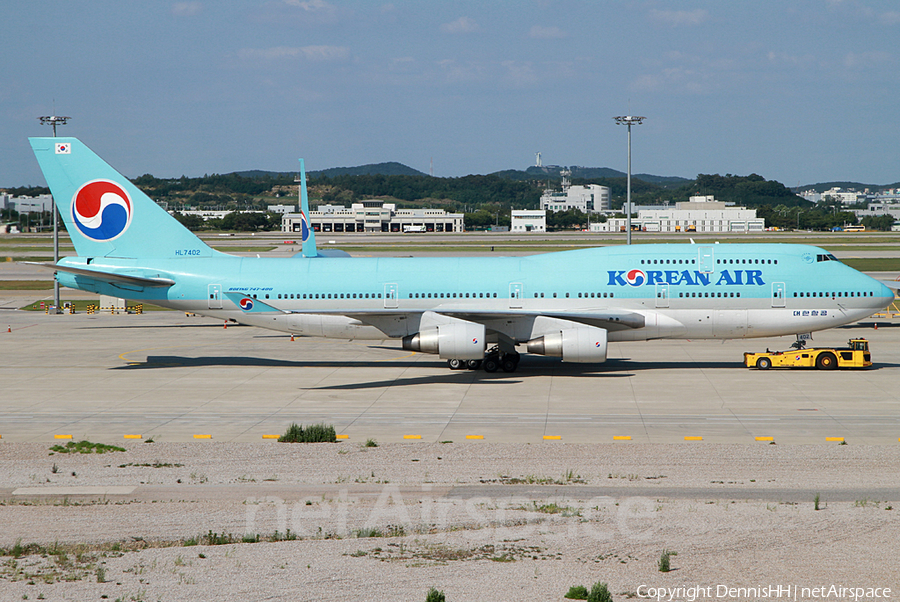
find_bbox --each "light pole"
[613,115,645,245]
[38,114,71,313]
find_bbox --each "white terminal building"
[511,210,547,232]
[282,201,464,233]
[539,170,610,214]
[591,195,765,233]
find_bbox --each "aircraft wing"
[257,306,644,328]
[436,309,645,330]
[24,262,175,288]
[878,280,900,290]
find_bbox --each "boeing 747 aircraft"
[28,138,895,372]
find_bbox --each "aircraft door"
[698,247,714,273]
[208,284,223,309]
[772,282,786,308]
[384,283,399,309]
[509,283,523,309]
[655,283,669,308]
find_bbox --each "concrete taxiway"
[2,309,899,444]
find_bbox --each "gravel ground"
[0,442,898,601]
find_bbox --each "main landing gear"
[447,346,520,373]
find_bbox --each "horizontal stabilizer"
[25,262,174,288]
[290,249,352,258]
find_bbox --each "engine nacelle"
[526,327,608,363]
[402,321,485,360]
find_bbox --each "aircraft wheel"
[756,357,771,370]
[483,357,500,373]
[448,359,464,370]
[816,352,837,370]
[500,357,518,372]
[466,359,482,370]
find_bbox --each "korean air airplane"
[29,137,895,373]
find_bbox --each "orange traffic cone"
[224,321,227,329]
[7,325,10,333]
[290,334,295,341]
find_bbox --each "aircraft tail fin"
[28,137,215,259]
[298,158,318,258]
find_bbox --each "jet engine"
[526,326,608,363]
[402,321,486,360]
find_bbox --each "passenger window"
[609,292,614,298]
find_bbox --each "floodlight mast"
[613,115,645,245]
[38,114,71,313]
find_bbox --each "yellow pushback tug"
[744,339,872,370]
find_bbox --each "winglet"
[299,158,318,258]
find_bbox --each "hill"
[233,162,426,179]
[494,166,691,188]
[795,181,900,193]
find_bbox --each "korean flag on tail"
[55,142,71,154]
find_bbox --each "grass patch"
[658,550,674,572]
[49,441,126,454]
[565,585,589,600]
[588,581,613,602]
[210,246,277,253]
[842,258,900,272]
[425,587,446,602]
[0,280,54,290]
[364,438,378,448]
[278,422,337,443]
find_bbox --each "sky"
[2,0,899,188]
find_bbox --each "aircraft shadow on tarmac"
[111,352,743,377]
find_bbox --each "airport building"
[510,210,547,233]
[590,195,765,233]
[539,170,610,214]
[0,193,54,214]
[282,201,464,233]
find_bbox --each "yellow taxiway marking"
[826,437,845,442]
[755,436,774,441]
[403,435,422,440]
[123,434,142,439]
[54,434,73,439]
[543,435,562,440]
[193,434,212,439]
[684,436,703,441]
[373,351,417,362]
[262,435,279,439]
[465,435,484,440]
[613,435,632,440]
[336,434,349,439]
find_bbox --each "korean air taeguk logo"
[71,180,133,242]
[239,298,254,311]
[625,269,646,287]
[299,210,310,242]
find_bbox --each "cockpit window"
[817,254,840,263]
